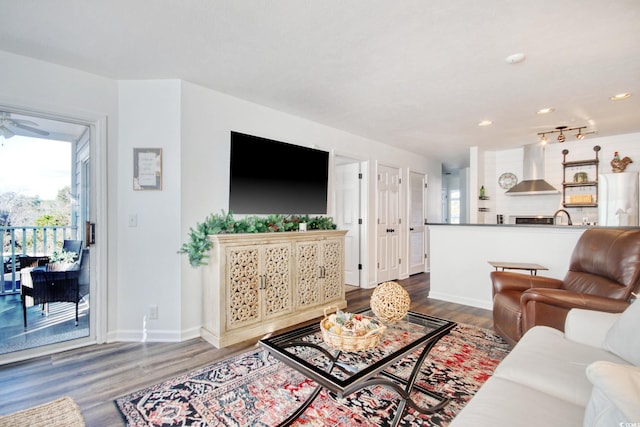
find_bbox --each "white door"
[377,164,400,282]
[335,160,361,286]
[409,171,427,275]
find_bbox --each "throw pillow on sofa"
[583,361,640,427]
[603,300,640,365]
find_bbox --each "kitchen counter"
[427,223,640,229]
[427,222,595,229]
[427,224,587,310]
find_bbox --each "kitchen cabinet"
[202,230,347,348]
[561,145,600,208]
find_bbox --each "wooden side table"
[488,261,549,276]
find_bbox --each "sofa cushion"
[493,326,629,406]
[449,376,584,427]
[564,309,620,348]
[583,361,640,426]
[603,301,640,365]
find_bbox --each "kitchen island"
[427,224,588,310]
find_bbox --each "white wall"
[116,80,183,340]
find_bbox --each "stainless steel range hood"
[506,143,559,195]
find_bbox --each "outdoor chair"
[21,248,89,329]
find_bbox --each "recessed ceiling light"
[478,120,493,127]
[610,93,631,101]
[537,108,555,115]
[505,53,526,64]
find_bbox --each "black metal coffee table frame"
[259,308,457,427]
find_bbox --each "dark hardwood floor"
[0,273,493,426]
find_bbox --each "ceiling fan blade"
[0,125,16,139]
[10,118,39,127]
[13,123,50,136]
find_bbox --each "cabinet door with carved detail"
[225,243,293,330]
[295,238,344,309]
[295,241,322,309]
[320,237,344,303]
[225,245,261,330]
[260,243,293,320]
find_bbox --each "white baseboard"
[428,291,493,311]
[109,328,191,343]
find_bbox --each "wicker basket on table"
[370,281,411,322]
[320,306,386,352]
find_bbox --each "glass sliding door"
[0,108,93,356]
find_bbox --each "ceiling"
[1,0,639,169]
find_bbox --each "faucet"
[553,209,573,226]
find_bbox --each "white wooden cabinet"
[295,236,344,309]
[202,230,347,348]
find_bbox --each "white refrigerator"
[599,172,639,226]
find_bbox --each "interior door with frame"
[334,160,361,286]
[377,164,400,283]
[408,171,427,275]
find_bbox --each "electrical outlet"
[148,305,158,320]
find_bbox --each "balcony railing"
[2,225,77,294]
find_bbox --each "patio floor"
[0,292,89,355]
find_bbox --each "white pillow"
[583,361,640,427]
[604,300,640,365]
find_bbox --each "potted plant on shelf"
[179,210,337,267]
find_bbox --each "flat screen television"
[229,131,329,215]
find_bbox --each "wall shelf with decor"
[561,145,600,208]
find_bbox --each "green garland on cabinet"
[179,210,337,267]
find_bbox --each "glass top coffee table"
[259,308,457,426]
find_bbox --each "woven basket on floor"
[320,306,386,352]
[370,281,411,322]
[0,396,85,427]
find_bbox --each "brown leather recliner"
[491,228,640,347]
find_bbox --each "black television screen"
[229,131,329,215]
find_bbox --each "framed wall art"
[133,148,162,190]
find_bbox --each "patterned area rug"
[116,323,509,426]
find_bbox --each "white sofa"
[450,302,640,427]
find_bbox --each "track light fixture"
[537,125,591,144]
